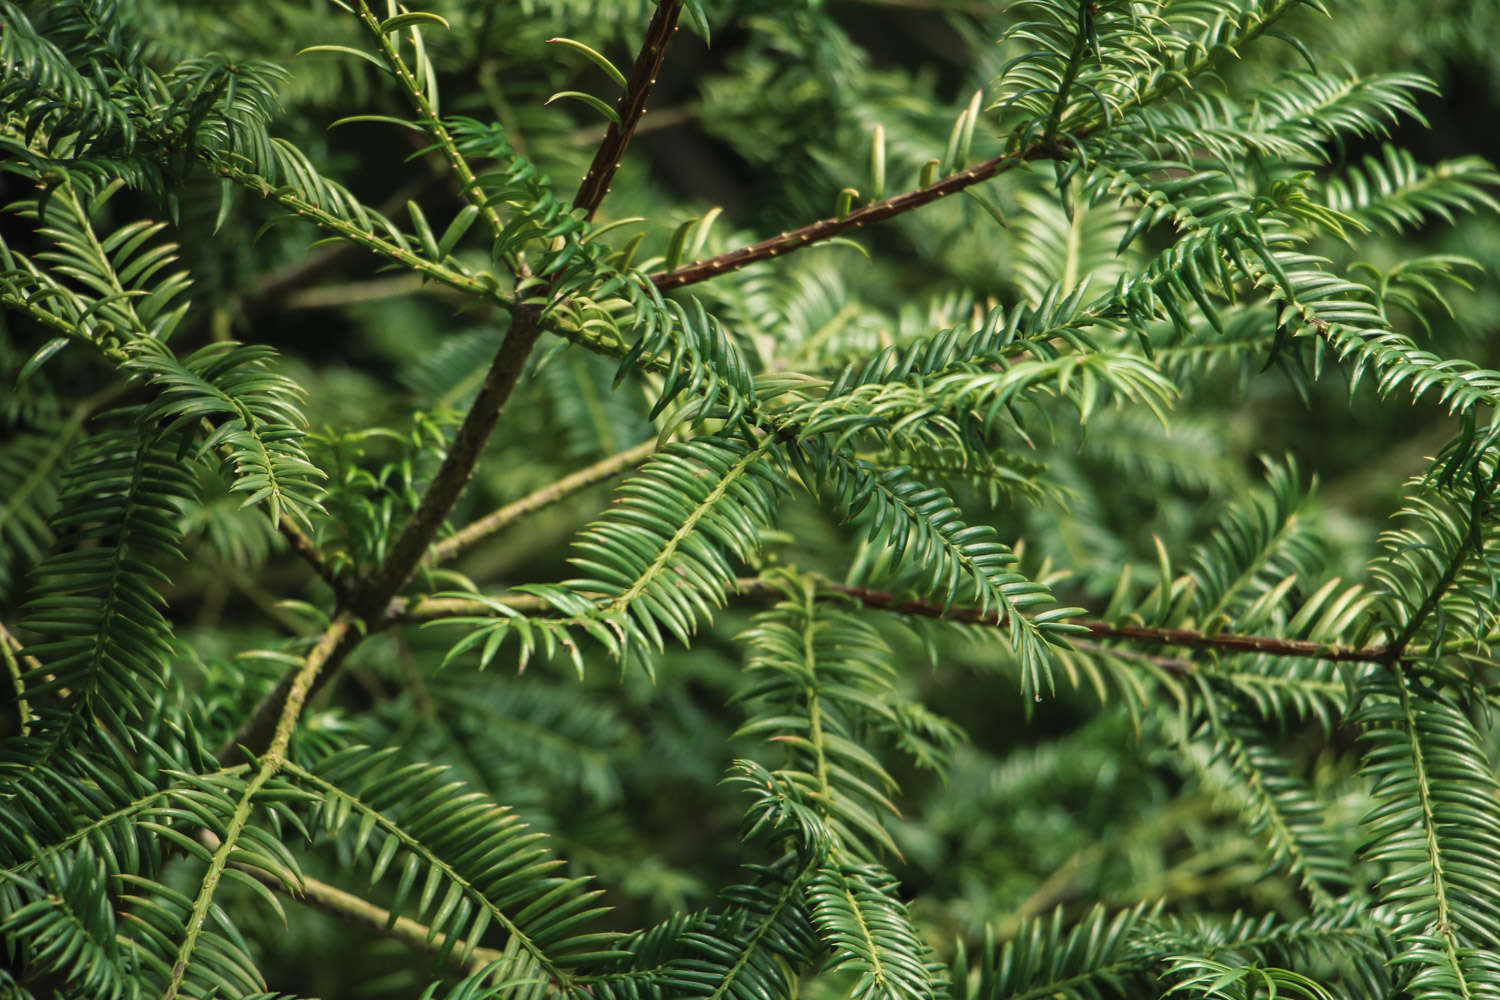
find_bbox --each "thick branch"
[351,307,544,621]
[572,0,684,219]
[430,438,657,564]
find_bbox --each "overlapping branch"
[222,0,690,758]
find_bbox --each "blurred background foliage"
[3,0,1500,997]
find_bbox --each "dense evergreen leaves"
[3,0,1500,998]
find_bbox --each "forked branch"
[226,2,693,758]
[349,307,545,621]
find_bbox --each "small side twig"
[430,438,657,564]
[215,849,502,976]
[1,620,38,737]
[278,515,345,601]
[648,141,1066,291]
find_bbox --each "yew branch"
[572,0,684,220]
[648,142,1064,291]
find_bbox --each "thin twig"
[223,854,503,975]
[278,515,345,600]
[1387,481,1492,659]
[1,620,37,737]
[646,1,1305,295]
[282,273,428,309]
[1067,637,1200,675]
[396,575,1392,665]
[774,579,1393,664]
[246,180,429,315]
[354,0,508,244]
[391,591,553,623]
[213,159,508,307]
[1075,619,1388,664]
[354,0,687,611]
[430,438,658,564]
[648,142,1063,291]
[573,0,684,219]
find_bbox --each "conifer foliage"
[2,0,1500,997]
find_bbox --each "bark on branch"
[572,0,684,220]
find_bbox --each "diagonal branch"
[349,307,545,622]
[170,616,353,998]
[216,608,363,763]
[352,0,507,245]
[353,0,691,612]
[2,620,38,738]
[645,0,1309,294]
[223,4,692,759]
[221,854,503,975]
[430,438,657,565]
[212,159,507,307]
[572,0,684,220]
[1387,479,1494,659]
[648,142,1064,291]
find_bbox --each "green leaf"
[548,37,629,89]
[546,90,622,125]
